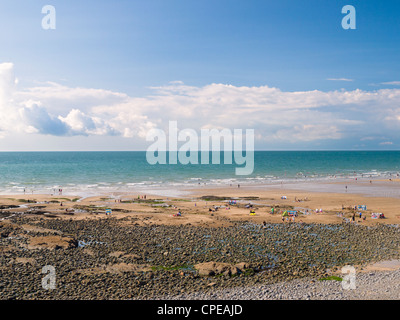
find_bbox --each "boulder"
[194,261,252,276]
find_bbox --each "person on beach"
[262,221,267,228]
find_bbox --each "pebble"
[1,216,400,299]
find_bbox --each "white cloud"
[19,102,69,136]
[3,62,400,148]
[16,81,128,115]
[58,109,117,136]
[326,78,354,82]
[273,124,342,142]
[381,81,400,86]
[0,63,25,136]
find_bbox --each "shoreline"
[2,174,399,199]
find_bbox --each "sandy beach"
[2,177,399,227]
[1,178,400,300]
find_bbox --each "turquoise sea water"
[0,151,399,195]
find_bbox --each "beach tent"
[105,209,112,215]
[282,211,289,217]
[357,205,367,210]
[281,196,287,200]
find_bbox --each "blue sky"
[0,0,400,150]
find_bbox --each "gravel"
[157,269,400,300]
[2,215,400,300]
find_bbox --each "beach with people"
[2,177,400,300]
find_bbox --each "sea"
[0,151,399,197]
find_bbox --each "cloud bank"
[2,62,400,148]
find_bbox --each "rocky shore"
[157,269,400,300]
[2,212,400,300]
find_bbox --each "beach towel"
[371,212,380,219]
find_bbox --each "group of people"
[371,212,385,219]
[350,211,368,222]
[173,209,182,217]
[51,188,63,195]
[281,215,296,222]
